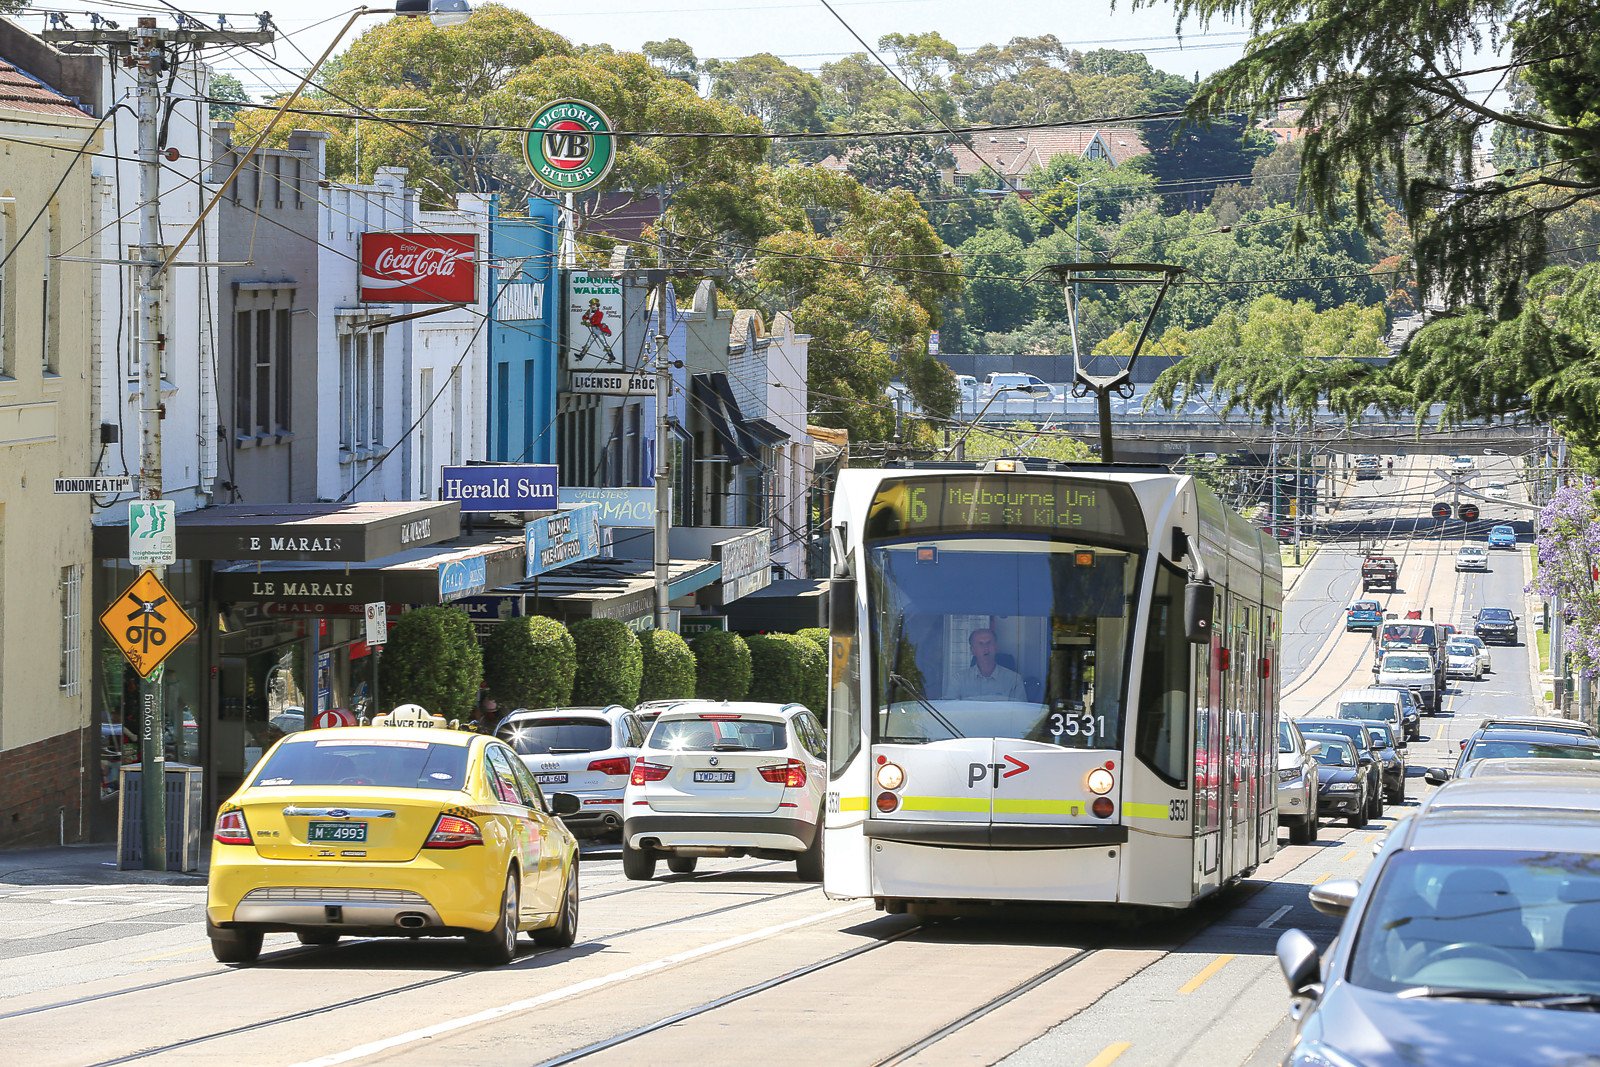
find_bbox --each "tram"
[822,459,1282,912]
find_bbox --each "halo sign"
[523,99,616,194]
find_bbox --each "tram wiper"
[886,670,965,740]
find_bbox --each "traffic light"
[1432,502,1451,520]
[1458,503,1480,521]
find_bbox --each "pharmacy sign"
[523,99,616,193]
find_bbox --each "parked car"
[1452,634,1492,674]
[1362,721,1408,803]
[1474,715,1593,738]
[496,705,643,838]
[1361,554,1398,591]
[1299,718,1384,820]
[1345,600,1383,632]
[983,372,1053,398]
[1372,649,1439,714]
[1445,639,1485,681]
[1302,736,1369,828]
[1354,456,1382,481]
[622,702,827,880]
[1278,719,1320,844]
[1336,688,1408,744]
[953,374,979,401]
[1427,728,1600,784]
[1474,606,1520,645]
[1275,777,1600,1067]
[1372,686,1425,735]
[1487,523,1517,548]
[1455,757,1600,780]
[1455,545,1489,571]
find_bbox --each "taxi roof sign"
[99,569,196,678]
[372,704,450,728]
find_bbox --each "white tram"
[822,460,1282,911]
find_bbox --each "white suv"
[496,705,643,838]
[1277,719,1320,845]
[623,702,827,881]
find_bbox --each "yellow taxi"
[206,705,581,965]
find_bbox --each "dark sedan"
[1428,728,1600,783]
[1362,721,1408,802]
[1305,736,1369,828]
[1300,718,1384,819]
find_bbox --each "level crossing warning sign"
[99,570,196,677]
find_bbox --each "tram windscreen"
[865,534,1141,750]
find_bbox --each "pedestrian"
[474,694,500,734]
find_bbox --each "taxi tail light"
[213,809,251,845]
[588,757,632,777]
[759,759,807,788]
[424,814,483,849]
[631,760,670,786]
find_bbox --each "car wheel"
[622,840,657,881]
[532,859,579,948]
[207,921,263,965]
[1288,813,1311,845]
[666,856,698,875]
[296,931,339,947]
[1351,798,1370,828]
[795,825,824,883]
[1303,812,1319,843]
[468,868,520,966]
[1389,781,1406,804]
[1369,788,1383,818]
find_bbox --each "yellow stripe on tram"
[993,798,1086,816]
[898,795,990,813]
[1122,802,1170,821]
[837,796,869,812]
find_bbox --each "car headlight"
[1278,768,1300,783]
[1326,782,1357,792]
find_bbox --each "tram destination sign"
[866,475,1143,544]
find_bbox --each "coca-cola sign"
[358,232,478,304]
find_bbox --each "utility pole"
[44,15,272,871]
[653,257,671,633]
[1293,436,1303,565]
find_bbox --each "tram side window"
[1136,562,1190,787]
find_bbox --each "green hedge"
[746,633,826,710]
[796,627,829,654]
[569,618,644,706]
[638,629,697,702]
[382,606,482,720]
[482,615,575,710]
[692,629,751,700]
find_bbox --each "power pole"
[44,16,272,871]
[653,264,671,633]
[1293,436,1303,565]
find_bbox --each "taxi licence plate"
[535,773,568,785]
[308,822,367,843]
[694,770,736,784]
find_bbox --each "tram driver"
[950,628,1028,702]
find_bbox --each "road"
[0,457,1543,1067]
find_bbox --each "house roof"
[0,55,88,119]
[948,127,1148,178]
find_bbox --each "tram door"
[1193,622,1224,896]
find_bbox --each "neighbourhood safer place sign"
[523,99,617,194]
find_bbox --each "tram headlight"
[876,762,905,790]
[1086,768,1115,795]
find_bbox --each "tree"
[569,619,644,706]
[483,615,575,709]
[643,38,699,86]
[704,53,825,135]
[381,607,482,719]
[692,630,752,700]
[209,74,249,121]
[638,629,697,702]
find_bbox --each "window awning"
[92,500,460,562]
[744,418,788,447]
[690,373,748,463]
[212,532,525,607]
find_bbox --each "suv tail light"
[759,759,807,788]
[424,814,483,849]
[213,809,252,845]
[631,760,670,786]
[588,757,632,777]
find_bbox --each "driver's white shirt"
[951,662,1027,701]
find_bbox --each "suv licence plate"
[535,773,568,785]
[308,822,367,843]
[694,770,736,784]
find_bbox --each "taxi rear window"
[252,739,470,790]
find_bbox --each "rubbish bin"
[117,762,204,872]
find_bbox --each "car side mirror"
[1424,768,1449,785]
[548,792,582,817]
[1184,580,1215,644]
[1276,928,1323,1000]
[1358,753,1373,765]
[1309,878,1360,918]
[1304,740,1322,756]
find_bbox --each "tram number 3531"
[1169,799,1190,822]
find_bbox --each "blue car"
[1345,600,1383,632]
[1487,524,1516,549]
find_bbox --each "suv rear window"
[1339,701,1396,720]
[253,739,470,790]
[648,717,787,752]
[498,718,612,755]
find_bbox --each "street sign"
[523,99,616,193]
[128,500,176,566]
[680,615,728,639]
[568,371,653,395]
[364,601,389,646]
[55,475,135,494]
[99,570,196,678]
[313,708,357,730]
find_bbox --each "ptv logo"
[967,755,1030,788]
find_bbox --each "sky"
[6,0,1255,98]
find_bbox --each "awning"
[744,418,788,447]
[690,373,747,463]
[726,579,828,632]
[212,532,525,607]
[503,557,720,626]
[92,500,460,562]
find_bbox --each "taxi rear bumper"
[233,887,445,928]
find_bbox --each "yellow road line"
[1085,1041,1133,1067]
[1313,872,1333,885]
[1342,850,1360,863]
[1178,954,1235,995]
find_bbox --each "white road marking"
[1256,905,1292,929]
[288,902,868,1067]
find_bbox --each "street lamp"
[395,0,473,24]
[946,384,1047,461]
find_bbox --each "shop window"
[59,565,80,693]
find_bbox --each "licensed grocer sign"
[523,99,617,194]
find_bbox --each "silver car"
[1277,719,1320,844]
[496,705,643,838]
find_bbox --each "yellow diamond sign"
[100,570,195,678]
